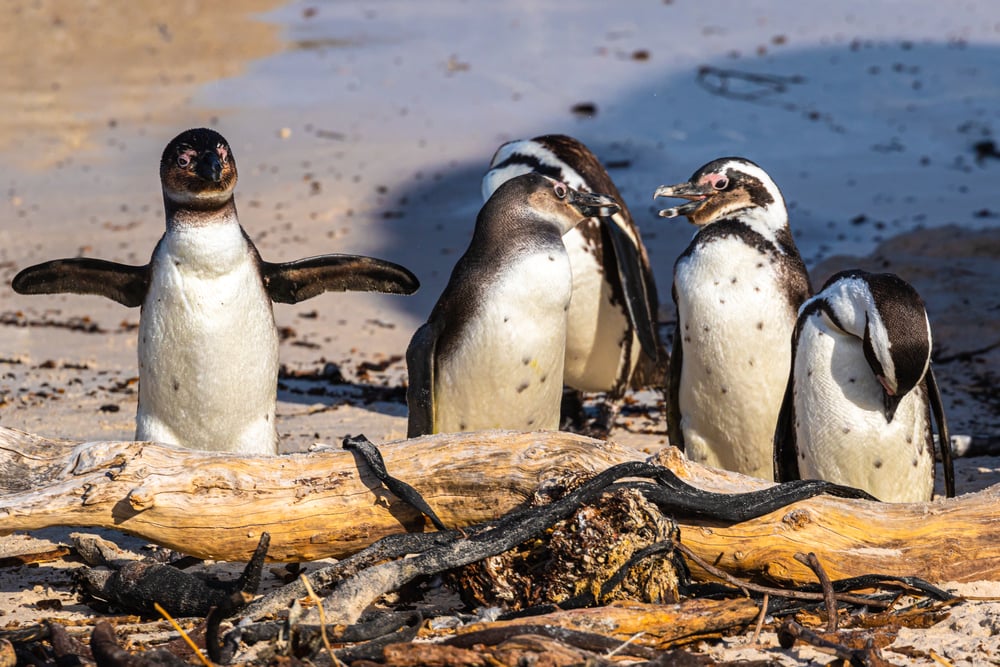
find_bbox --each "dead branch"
[456,599,761,650]
[2,426,999,585]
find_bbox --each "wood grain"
[2,426,997,584]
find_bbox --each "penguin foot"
[559,390,623,439]
[590,399,622,439]
[559,389,588,432]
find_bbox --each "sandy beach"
[1,1,999,663]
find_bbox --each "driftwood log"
[453,598,762,650]
[1,426,998,585]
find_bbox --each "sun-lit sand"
[1,1,999,662]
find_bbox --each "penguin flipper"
[263,255,419,304]
[925,365,955,498]
[666,297,685,451]
[772,373,800,482]
[405,322,436,438]
[12,258,149,308]
[773,321,802,482]
[603,215,660,362]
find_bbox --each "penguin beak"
[569,190,620,219]
[196,152,224,183]
[653,182,713,219]
[882,391,902,423]
[878,375,902,423]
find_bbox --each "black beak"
[882,390,903,423]
[196,152,223,183]
[569,189,620,219]
[653,182,714,219]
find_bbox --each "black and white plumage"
[406,172,620,437]
[773,270,955,501]
[482,135,663,430]
[12,128,419,455]
[655,157,811,480]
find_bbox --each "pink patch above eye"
[704,173,728,189]
[217,144,229,162]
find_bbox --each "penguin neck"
[729,203,789,249]
[158,198,250,276]
[476,207,567,248]
[164,196,239,231]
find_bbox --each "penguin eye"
[712,175,729,190]
[176,148,198,168]
[554,183,568,199]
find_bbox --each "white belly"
[482,159,641,395]
[137,223,279,454]
[435,252,571,432]
[561,221,638,393]
[793,316,933,502]
[675,239,797,480]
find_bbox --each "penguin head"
[654,157,785,227]
[160,128,238,210]
[482,135,602,202]
[812,270,932,423]
[484,172,620,237]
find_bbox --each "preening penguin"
[12,128,419,455]
[654,157,811,480]
[483,135,663,431]
[773,270,955,501]
[406,173,620,437]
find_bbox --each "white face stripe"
[482,138,644,251]
[711,159,785,211]
[865,292,897,391]
[809,275,902,389]
[806,276,870,336]
[700,159,788,245]
[920,310,932,378]
[483,140,588,201]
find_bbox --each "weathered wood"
[1,426,999,585]
[0,427,638,562]
[455,599,761,649]
[643,448,1000,585]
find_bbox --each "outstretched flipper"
[925,366,955,498]
[12,258,149,308]
[603,216,660,362]
[405,322,437,438]
[262,255,419,304]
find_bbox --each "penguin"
[406,172,620,437]
[482,135,663,433]
[654,157,811,480]
[12,128,419,455]
[773,270,955,501]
